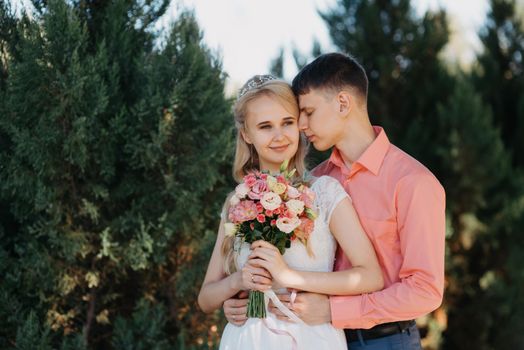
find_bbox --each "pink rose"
[248,179,268,200]
[228,200,258,223]
[256,214,266,223]
[235,183,249,198]
[244,174,257,188]
[280,206,294,219]
[295,217,315,240]
[300,187,315,208]
[287,185,301,199]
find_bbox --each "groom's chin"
[311,142,331,152]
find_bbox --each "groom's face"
[297,88,344,151]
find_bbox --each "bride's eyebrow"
[256,120,272,127]
[256,116,293,127]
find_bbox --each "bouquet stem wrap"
[246,290,266,318]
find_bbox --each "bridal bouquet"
[225,161,317,318]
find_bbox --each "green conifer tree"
[439,1,524,346]
[473,0,524,168]
[435,75,524,349]
[0,0,232,348]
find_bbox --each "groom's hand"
[223,290,249,326]
[269,291,331,325]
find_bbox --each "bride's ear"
[240,129,252,144]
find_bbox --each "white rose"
[286,199,305,215]
[235,183,249,198]
[287,186,301,199]
[272,183,287,195]
[276,216,301,234]
[224,223,238,237]
[260,191,282,211]
[229,195,240,206]
[266,175,277,189]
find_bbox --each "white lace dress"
[219,176,349,350]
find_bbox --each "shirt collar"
[328,126,390,176]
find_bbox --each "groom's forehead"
[298,89,327,108]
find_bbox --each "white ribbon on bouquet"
[261,289,328,350]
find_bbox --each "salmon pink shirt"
[312,126,446,329]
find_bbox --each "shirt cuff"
[330,295,364,329]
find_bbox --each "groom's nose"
[298,114,308,130]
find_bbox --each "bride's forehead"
[246,97,296,122]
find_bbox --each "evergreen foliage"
[0,0,232,348]
[473,0,524,168]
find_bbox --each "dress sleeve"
[316,176,350,225]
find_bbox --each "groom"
[223,53,446,349]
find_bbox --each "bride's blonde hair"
[221,76,308,274]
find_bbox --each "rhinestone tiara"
[238,74,278,99]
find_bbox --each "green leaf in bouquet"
[286,168,296,180]
[276,241,286,255]
[305,207,318,220]
[279,159,290,173]
[254,229,263,239]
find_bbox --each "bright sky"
[11,0,491,94]
[166,0,490,95]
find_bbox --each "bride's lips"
[269,144,290,152]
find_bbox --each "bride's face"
[242,94,300,173]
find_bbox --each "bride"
[197,75,383,350]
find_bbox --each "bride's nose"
[273,128,285,141]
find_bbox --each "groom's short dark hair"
[292,53,368,100]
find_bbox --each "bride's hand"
[248,240,295,288]
[236,262,273,292]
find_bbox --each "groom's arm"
[268,291,332,325]
[330,173,446,329]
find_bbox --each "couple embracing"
[198,53,446,350]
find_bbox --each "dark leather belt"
[344,320,416,342]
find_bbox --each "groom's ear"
[336,91,352,116]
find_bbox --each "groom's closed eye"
[301,109,314,117]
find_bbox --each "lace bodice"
[236,175,349,273]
